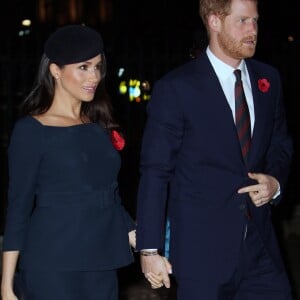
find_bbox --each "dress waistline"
[35,182,119,208]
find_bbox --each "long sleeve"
[267,74,293,203]
[2,117,44,251]
[136,79,184,250]
[116,191,136,232]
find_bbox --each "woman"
[1,24,137,300]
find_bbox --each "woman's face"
[55,54,102,103]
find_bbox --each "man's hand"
[141,254,172,288]
[238,172,279,207]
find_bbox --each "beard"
[217,30,256,60]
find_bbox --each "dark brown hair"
[20,53,118,130]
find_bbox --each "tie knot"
[234,69,242,82]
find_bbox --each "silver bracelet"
[140,250,158,256]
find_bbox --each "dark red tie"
[234,69,251,161]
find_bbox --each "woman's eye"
[79,65,88,70]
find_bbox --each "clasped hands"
[129,231,172,289]
[140,254,172,289]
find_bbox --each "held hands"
[238,172,279,207]
[140,254,172,289]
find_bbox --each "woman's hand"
[1,251,20,300]
[1,288,18,300]
[128,229,136,249]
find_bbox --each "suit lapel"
[196,54,245,164]
[196,54,238,130]
[246,61,269,166]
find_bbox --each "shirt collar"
[206,46,247,80]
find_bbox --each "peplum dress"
[2,116,135,299]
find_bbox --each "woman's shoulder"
[11,115,44,140]
[8,116,45,159]
[14,115,43,127]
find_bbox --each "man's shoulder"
[159,54,207,84]
[246,58,279,75]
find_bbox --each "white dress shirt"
[206,46,255,135]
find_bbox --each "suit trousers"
[176,221,293,300]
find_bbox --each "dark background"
[0,0,299,246]
[0,1,300,298]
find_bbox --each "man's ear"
[208,14,221,32]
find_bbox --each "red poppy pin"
[258,78,270,93]
[111,130,125,151]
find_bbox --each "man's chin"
[240,48,256,59]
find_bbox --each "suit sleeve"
[264,70,293,205]
[136,79,184,250]
[2,118,44,251]
[117,194,136,231]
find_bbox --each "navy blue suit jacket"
[136,52,293,280]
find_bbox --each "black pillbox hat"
[44,24,104,65]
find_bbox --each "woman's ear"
[49,63,60,79]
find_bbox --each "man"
[136,0,294,299]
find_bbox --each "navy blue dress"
[2,116,135,299]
